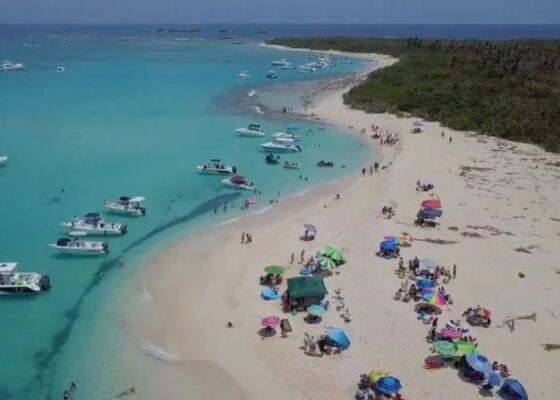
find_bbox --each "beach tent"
[325,327,351,349]
[286,277,328,309]
[499,379,528,400]
[421,199,442,209]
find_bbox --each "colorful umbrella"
[260,287,279,301]
[500,379,528,400]
[324,246,345,263]
[420,258,438,270]
[455,340,478,355]
[369,370,389,383]
[416,279,436,290]
[264,265,287,275]
[487,371,503,388]
[325,327,351,349]
[376,376,402,394]
[316,256,336,270]
[478,308,491,319]
[432,340,457,357]
[466,353,492,374]
[307,304,325,317]
[440,326,463,340]
[261,315,281,328]
[421,290,447,305]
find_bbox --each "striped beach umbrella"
[307,304,325,317]
[261,315,281,328]
[440,326,463,340]
[421,290,447,305]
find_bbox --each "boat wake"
[252,105,264,114]
[140,341,181,363]
[248,89,257,97]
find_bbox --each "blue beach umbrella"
[466,353,492,374]
[376,376,402,394]
[487,371,503,388]
[307,304,325,317]
[420,258,438,270]
[416,279,436,290]
[380,239,397,251]
[260,287,279,300]
[500,379,528,400]
[325,327,351,349]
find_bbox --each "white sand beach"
[130,49,560,399]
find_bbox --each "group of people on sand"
[362,162,380,177]
[302,332,341,357]
[240,232,253,244]
[356,374,405,400]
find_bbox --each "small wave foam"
[248,89,257,97]
[140,284,152,303]
[216,216,241,226]
[140,341,181,362]
[252,105,264,114]
[253,205,273,215]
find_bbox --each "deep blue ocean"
[0,24,557,400]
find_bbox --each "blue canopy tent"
[499,379,528,400]
[325,327,351,350]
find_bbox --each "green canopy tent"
[286,277,328,312]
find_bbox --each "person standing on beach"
[362,168,366,176]
[441,131,445,138]
[449,136,453,144]
[369,166,373,176]
[300,250,305,263]
[241,232,245,244]
[290,252,294,264]
[453,264,457,279]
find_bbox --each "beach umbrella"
[379,238,398,251]
[487,371,503,388]
[307,304,325,317]
[316,256,336,270]
[261,315,281,328]
[455,340,478,356]
[432,340,457,357]
[325,327,351,349]
[466,353,492,374]
[261,287,279,301]
[416,279,436,290]
[369,370,389,383]
[421,290,447,306]
[264,265,287,276]
[500,379,528,400]
[440,326,463,340]
[324,246,345,263]
[413,120,424,127]
[304,224,317,235]
[420,258,438,270]
[376,376,402,394]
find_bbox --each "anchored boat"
[260,142,301,153]
[0,156,7,167]
[197,159,237,175]
[0,61,25,72]
[104,196,146,216]
[61,213,127,235]
[222,175,256,191]
[0,263,51,294]
[49,237,109,255]
[235,124,265,137]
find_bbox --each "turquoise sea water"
[0,30,371,399]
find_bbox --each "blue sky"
[0,0,558,24]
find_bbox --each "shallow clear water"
[0,29,371,399]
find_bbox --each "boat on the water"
[238,70,250,78]
[260,142,301,153]
[235,124,265,137]
[0,61,25,72]
[266,70,277,79]
[279,65,295,70]
[57,65,66,73]
[272,132,300,142]
[0,262,51,294]
[270,58,291,67]
[317,160,334,167]
[222,175,256,191]
[49,237,109,255]
[0,156,7,167]
[297,65,315,73]
[105,196,146,216]
[197,159,237,175]
[283,161,301,169]
[61,213,127,235]
[265,154,280,165]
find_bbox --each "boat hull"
[260,145,300,153]
[235,129,265,137]
[104,206,145,216]
[221,180,256,191]
[49,245,107,255]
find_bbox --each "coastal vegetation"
[267,37,560,152]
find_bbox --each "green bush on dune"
[267,37,560,152]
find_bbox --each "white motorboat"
[61,213,127,235]
[235,124,265,137]
[222,175,256,191]
[105,196,146,216]
[266,70,277,79]
[57,65,66,73]
[283,161,301,169]
[260,142,301,153]
[0,61,25,72]
[279,64,295,70]
[197,159,237,175]
[0,156,7,167]
[238,70,250,78]
[49,237,109,255]
[272,132,300,142]
[270,58,290,67]
[0,262,51,294]
[297,65,315,73]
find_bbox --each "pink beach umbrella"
[261,315,281,328]
[440,326,463,340]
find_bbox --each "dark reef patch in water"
[26,192,241,400]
